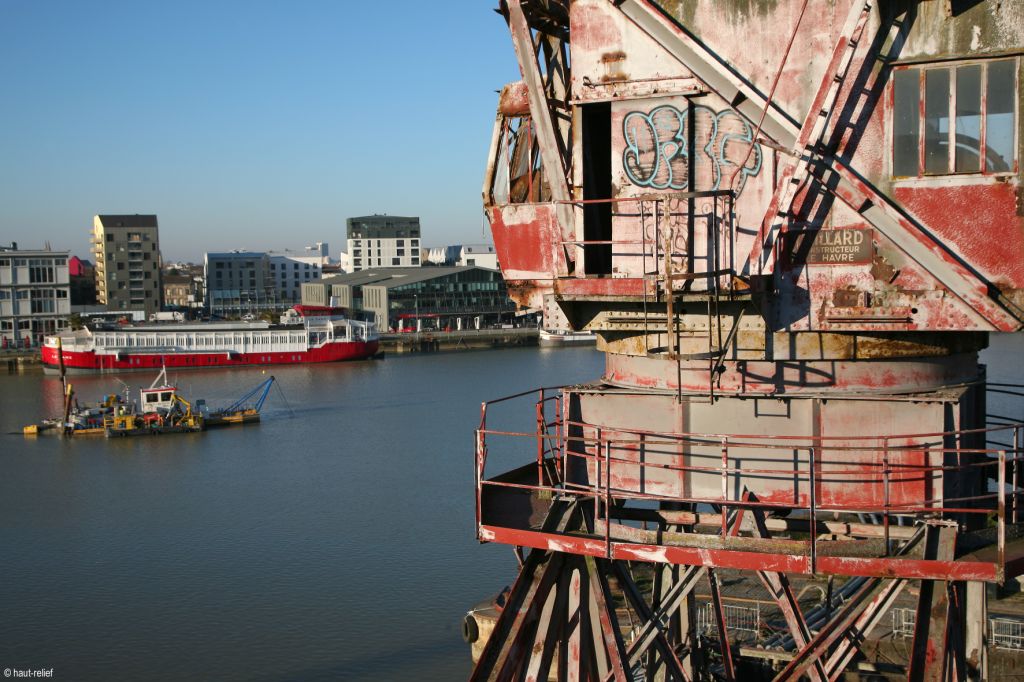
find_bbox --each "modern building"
[204,252,278,317]
[91,214,161,318]
[0,243,71,348]
[268,252,323,305]
[310,266,514,331]
[346,215,421,271]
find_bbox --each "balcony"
[475,386,1024,583]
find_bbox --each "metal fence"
[697,601,762,638]
[891,607,916,638]
[991,617,1024,651]
[890,609,1024,651]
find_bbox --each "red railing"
[555,190,738,289]
[476,386,1024,578]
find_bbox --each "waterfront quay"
[379,327,536,353]
[1,349,41,372]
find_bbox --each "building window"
[392,257,401,266]
[894,58,1017,177]
[28,262,54,283]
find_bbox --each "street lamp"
[414,294,419,341]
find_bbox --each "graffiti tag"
[622,104,763,194]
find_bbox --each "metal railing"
[891,607,916,638]
[697,601,762,638]
[991,617,1024,651]
[555,190,738,294]
[476,386,1024,575]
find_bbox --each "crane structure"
[471,1,1024,679]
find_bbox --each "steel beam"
[964,581,988,682]
[707,568,736,681]
[750,1,873,273]
[612,562,692,681]
[908,524,957,682]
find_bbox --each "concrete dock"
[379,327,538,354]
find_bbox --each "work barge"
[471,1,1024,680]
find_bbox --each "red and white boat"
[41,308,378,374]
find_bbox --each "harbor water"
[1,336,1022,680]
[0,346,603,681]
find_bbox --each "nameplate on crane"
[786,228,873,266]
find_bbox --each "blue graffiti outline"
[621,103,762,194]
[622,105,689,190]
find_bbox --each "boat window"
[146,393,159,404]
[160,392,172,401]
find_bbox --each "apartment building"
[268,252,322,304]
[0,243,71,347]
[204,251,278,317]
[91,214,161,318]
[346,215,421,271]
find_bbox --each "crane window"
[893,58,1017,177]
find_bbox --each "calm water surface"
[0,346,604,681]
[2,336,1022,681]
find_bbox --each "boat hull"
[41,340,380,374]
[538,331,596,347]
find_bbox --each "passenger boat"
[40,307,378,374]
[538,328,597,347]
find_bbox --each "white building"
[457,244,499,270]
[268,252,323,305]
[0,244,71,348]
[304,242,330,267]
[346,214,421,271]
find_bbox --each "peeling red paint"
[895,182,1024,288]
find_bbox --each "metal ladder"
[753,0,875,274]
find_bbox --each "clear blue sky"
[0,1,520,262]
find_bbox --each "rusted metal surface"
[474,386,1022,582]
[498,81,531,117]
[474,0,1024,678]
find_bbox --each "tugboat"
[105,367,203,437]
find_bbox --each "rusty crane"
[470,1,1024,680]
